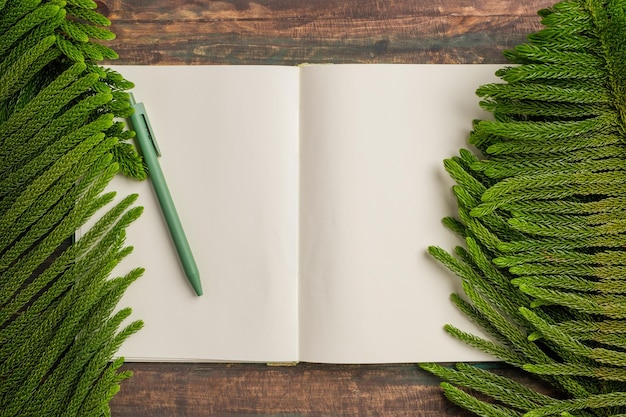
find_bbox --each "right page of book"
[299,64,502,363]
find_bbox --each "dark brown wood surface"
[101,1,557,415]
[99,0,554,65]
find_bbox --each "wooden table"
[99,1,556,415]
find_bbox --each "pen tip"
[192,281,203,297]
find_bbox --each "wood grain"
[112,363,555,417]
[101,0,559,415]
[112,363,457,417]
[98,0,556,65]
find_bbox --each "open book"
[104,64,501,363]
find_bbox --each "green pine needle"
[423,0,626,416]
[1,1,146,415]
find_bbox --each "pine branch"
[424,0,626,416]
[0,1,145,415]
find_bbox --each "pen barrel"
[130,107,203,296]
[148,159,200,280]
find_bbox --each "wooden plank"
[100,0,553,21]
[110,363,555,417]
[110,363,469,417]
[97,0,556,65]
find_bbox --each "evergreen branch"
[502,196,626,215]
[499,234,626,253]
[481,171,626,203]
[594,0,626,120]
[74,193,141,259]
[0,47,61,108]
[422,363,556,411]
[55,35,85,61]
[0,201,142,351]
[66,5,111,26]
[70,358,128,417]
[85,41,118,60]
[524,363,626,381]
[503,44,604,66]
[76,41,102,60]
[0,1,143,413]
[538,8,593,33]
[0,247,130,416]
[0,0,40,34]
[0,196,123,371]
[524,32,597,52]
[444,157,488,199]
[486,143,625,162]
[0,156,117,306]
[500,64,605,82]
[67,320,142,417]
[59,19,89,42]
[0,0,7,13]
[0,34,56,102]
[476,83,610,104]
[583,334,626,350]
[22,270,143,416]
[440,382,524,417]
[524,392,626,417]
[450,293,514,348]
[20,305,131,414]
[465,237,522,296]
[510,264,626,280]
[442,216,467,238]
[458,211,506,253]
[0,60,87,143]
[0,113,114,210]
[1,71,103,150]
[0,134,116,270]
[461,281,552,365]
[0,235,125,393]
[0,131,109,240]
[485,155,626,181]
[444,324,526,365]
[0,3,60,58]
[0,155,115,327]
[430,245,526,319]
[425,1,626,415]
[65,0,98,9]
[0,214,138,389]
[508,210,626,227]
[456,194,521,242]
[508,217,626,238]
[556,319,626,334]
[512,275,626,294]
[72,21,115,40]
[477,152,625,179]
[472,182,626,217]
[519,285,626,319]
[0,6,65,71]
[480,99,611,118]
[0,91,113,173]
[496,250,626,268]
[519,307,626,365]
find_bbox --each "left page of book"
[99,65,301,362]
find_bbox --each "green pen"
[128,93,203,296]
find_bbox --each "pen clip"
[129,93,162,157]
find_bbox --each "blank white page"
[104,66,300,362]
[299,64,501,363]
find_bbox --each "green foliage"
[0,1,145,416]
[422,0,626,416]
